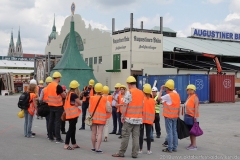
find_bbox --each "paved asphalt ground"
[0,95,240,160]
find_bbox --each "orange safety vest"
[46,81,63,107]
[125,88,144,119]
[82,87,94,102]
[162,92,180,118]
[42,87,49,102]
[106,95,112,119]
[28,93,37,116]
[117,94,124,113]
[185,94,199,118]
[143,97,155,124]
[89,95,107,124]
[64,92,81,119]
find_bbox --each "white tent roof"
[0,69,33,74]
[0,60,34,68]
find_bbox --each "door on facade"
[113,54,120,70]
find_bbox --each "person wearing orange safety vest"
[39,76,55,139]
[24,83,38,138]
[63,80,82,150]
[116,84,127,139]
[184,84,200,151]
[89,83,111,153]
[112,76,144,158]
[46,72,66,143]
[102,86,113,142]
[139,84,155,155]
[79,79,95,130]
[158,79,180,153]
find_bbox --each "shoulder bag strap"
[91,96,102,118]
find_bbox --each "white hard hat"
[152,87,158,92]
[30,79,37,85]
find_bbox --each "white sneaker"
[147,151,152,155]
[138,150,142,154]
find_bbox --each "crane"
[173,47,223,75]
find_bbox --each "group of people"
[22,72,200,158]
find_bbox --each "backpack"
[18,92,31,110]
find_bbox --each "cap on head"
[164,79,174,90]
[89,79,95,86]
[45,76,53,83]
[126,76,136,83]
[143,83,152,94]
[186,84,196,91]
[152,87,158,92]
[69,80,80,89]
[94,83,103,92]
[115,83,121,88]
[102,86,109,94]
[30,79,37,85]
[39,80,44,84]
[52,72,62,78]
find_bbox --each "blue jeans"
[111,107,118,133]
[165,118,178,151]
[24,109,33,137]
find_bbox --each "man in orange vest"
[79,79,95,130]
[158,79,180,153]
[112,76,144,158]
[46,72,66,143]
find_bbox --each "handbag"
[61,112,66,121]
[184,114,194,125]
[85,96,102,126]
[190,122,203,137]
[37,102,50,117]
[177,118,190,139]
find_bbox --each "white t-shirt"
[161,90,179,105]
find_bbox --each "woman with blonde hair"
[63,80,82,150]
[89,83,111,153]
[184,84,200,151]
[24,83,38,138]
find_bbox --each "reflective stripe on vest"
[162,92,180,118]
[154,96,160,113]
[125,88,144,119]
[46,82,63,107]
[142,97,155,124]
[185,94,199,118]
[64,92,81,119]
[89,95,107,124]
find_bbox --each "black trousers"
[111,107,118,132]
[154,113,161,136]
[61,121,66,132]
[65,117,78,145]
[81,102,89,128]
[139,123,152,150]
[117,112,122,134]
[48,106,63,141]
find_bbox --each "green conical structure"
[51,16,97,88]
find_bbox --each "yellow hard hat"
[69,80,80,89]
[126,76,136,83]
[186,84,196,91]
[45,76,53,83]
[94,83,103,92]
[102,86,109,94]
[52,72,62,78]
[164,79,174,90]
[39,80,44,84]
[143,83,151,88]
[120,85,126,89]
[89,79,95,86]
[143,84,152,94]
[115,83,121,88]
[18,110,24,118]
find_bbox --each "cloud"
[206,0,225,4]
[83,19,109,30]
[156,0,175,4]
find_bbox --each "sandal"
[64,146,74,150]
[112,153,125,157]
[162,148,172,153]
[73,145,80,149]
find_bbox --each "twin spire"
[48,14,57,45]
[8,27,23,57]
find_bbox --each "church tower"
[8,30,15,56]
[15,27,23,57]
[47,14,58,45]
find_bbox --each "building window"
[94,57,97,64]
[89,57,93,68]
[122,60,127,69]
[99,56,102,64]
[85,58,88,65]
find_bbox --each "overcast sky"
[0,0,240,55]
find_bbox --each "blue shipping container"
[137,76,148,90]
[189,74,209,103]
